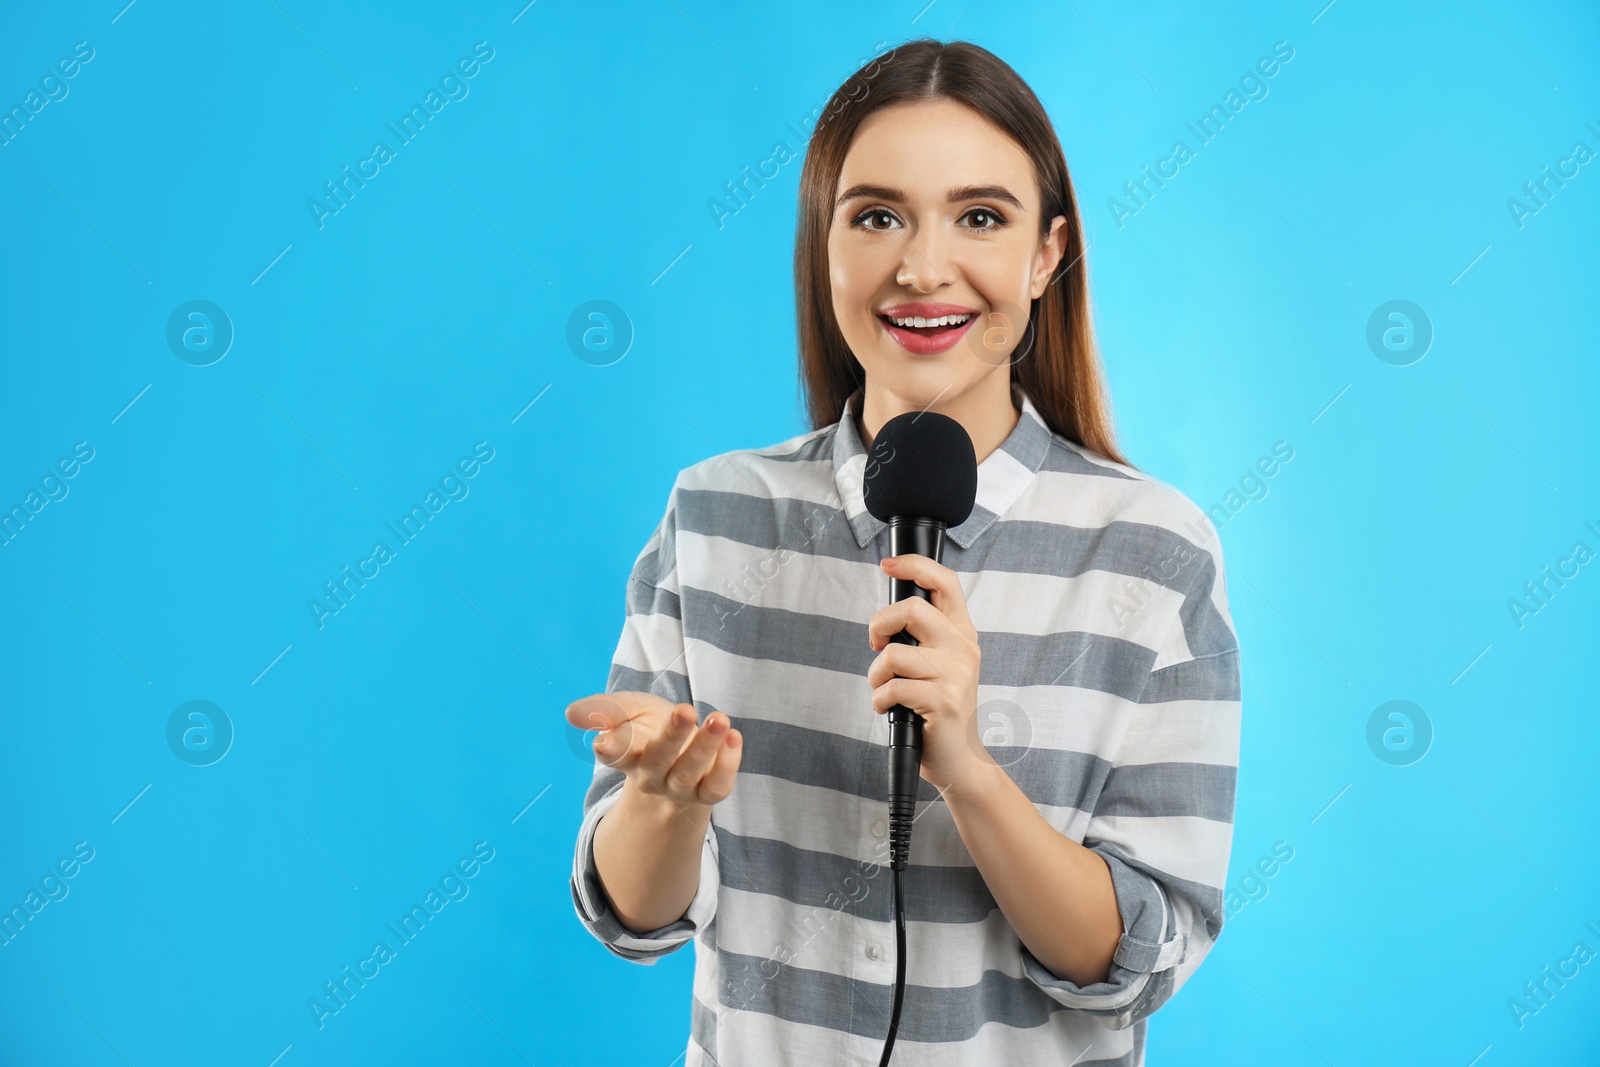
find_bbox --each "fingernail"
[727,731,741,748]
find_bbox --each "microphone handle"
[885,516,946,870]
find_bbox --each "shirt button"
[866,943,882,961]
[871,820,887,838]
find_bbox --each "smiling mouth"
[876,310,979,355]
[876,312,975,336]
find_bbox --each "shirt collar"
[830,381,1054,551]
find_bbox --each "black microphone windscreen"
[862,409,978,528]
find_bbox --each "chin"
[874,366,978,403]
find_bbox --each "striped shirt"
[571,382,1241,1066]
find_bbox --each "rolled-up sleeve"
[571,772,719,962]
[1022,519,1241,1028]
[570,474,720,963]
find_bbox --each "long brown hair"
[793,38,1133,469]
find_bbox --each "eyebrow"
[834,183,1026,211]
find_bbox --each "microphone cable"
[876,864,908,1067]
[876,563,928,1062]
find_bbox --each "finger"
[871,676,938,714]
[566,690,669,732]
[663,711,731,796]
[867,595,951,650]
[880,555,973,629]
[635,703,698,781]
[592,709,652,769]
[572,693,679,771]
[866,641,943,689]
[696,729,743,803]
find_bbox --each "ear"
[1029,215,1070,300]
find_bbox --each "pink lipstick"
[876,302,979,355]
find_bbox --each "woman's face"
[827,98,1069,411]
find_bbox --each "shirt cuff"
[1018,842,1189,1028]
[570,786,719,963]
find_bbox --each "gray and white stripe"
[572,384,1241,1066]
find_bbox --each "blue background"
[2,0,1596,1063]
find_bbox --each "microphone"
[862,409,977,871]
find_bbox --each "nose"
[894,222,955,294]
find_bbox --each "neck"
[855,375,1020,465]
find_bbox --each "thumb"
[565,693,635,732]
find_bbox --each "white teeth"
[886,313,971,328]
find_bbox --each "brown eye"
[963,208,1006,231]
[853,208,899,231]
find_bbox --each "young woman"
[567,38,1240,1067]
